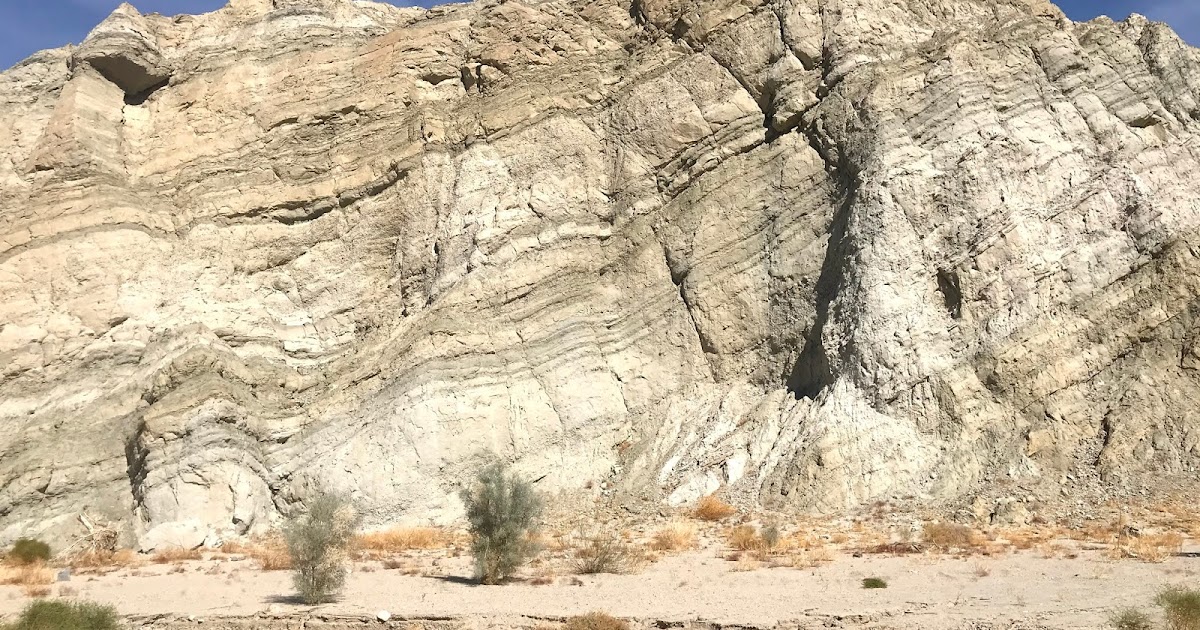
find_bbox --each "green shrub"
[285,490,360,604]
[862,577,888,589]
[461,460,543,584]
[1158,586,1200,630]
[7,539,51,565]
[761,523,781,550]
[3,600,119,630]
[1110,608,1154,630]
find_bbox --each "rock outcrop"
[2,0,1199,547]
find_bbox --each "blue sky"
[1,0,1197,72]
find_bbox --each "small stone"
[377,610,392,622]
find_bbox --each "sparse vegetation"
[574,529,633,575]
[563,612,629,630]
[649,523,697,552]
[285,490,361,604]
[461,460,543,584]
[1120,533,1185,563]
[356,527,446,554]
[0,600,120,630]
[1157,586,1200,630]
[923,522,976,549]
[6,539,51,566]
[68,549,138,570]
[693,495,737,521]
[862,577,888,589]
[224,533,292,570]
[150,547,202,564]
[0,562,53,589]
[727,525,762,551]
[1110,608,1154,630]
[761,523,781,550]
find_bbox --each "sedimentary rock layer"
[1,0,1199,547]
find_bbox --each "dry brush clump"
[1115,532,1184,563]
[285,490,361,604]
[649,522,697,552]
[150,547,203,564]
[692,495,737,521]
[355,527,447,555]
[0,561,54,595]
[223,533,292,570]
[1110,608,1155,630]
[562,612,629,630]
[461,460,543,584]
[573,527,643,575]
[68,549,139,571]
[727,525,762,551]
[922,522,986,553]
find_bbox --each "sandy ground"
[2,544,1198,629]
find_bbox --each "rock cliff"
[2,0,1199,548]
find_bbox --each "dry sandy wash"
[2,511,1199,630]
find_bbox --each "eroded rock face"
[2,0,1199,547]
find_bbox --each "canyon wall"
[1,0,1199,548]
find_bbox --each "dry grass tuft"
[224,534,292,570]
[150,547,203,564]
[355,527,447,553]
[68,548,140,570]
[693,495,737,522]
[573,530,637,575]
[563,612,629,630]
[0,561,54,588]
[923,522,980,550]
[1117,532,1185,563]
[727,525,762,551]
[22,584,52,598]
[772,547,835,569]
[649,522,698,552]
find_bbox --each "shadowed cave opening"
[937,268,963,320]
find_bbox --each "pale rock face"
[1,0,1199,547]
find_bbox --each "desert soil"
[3,543,1198,630]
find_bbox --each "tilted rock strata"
[1,0,1198,547]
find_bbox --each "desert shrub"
[356,527,446,553]
[4,599,119,630]
[563,612,629,630]
[1110,608,1154,630]
[461,461,543,584]
[1158,586,1200,630]
[693,495,737,521]
[150,547,202,564]
[285,490,360,604]
[762,524,781,550]
[224,533,292,570]
[1122,533,1185,563]
[7,539,51,566]
[650,523,697,552]
[862,577,888,589]
[728,525,762,551]
[0,561,53,588]
[574,529,632,574]
[922,522,975,549]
